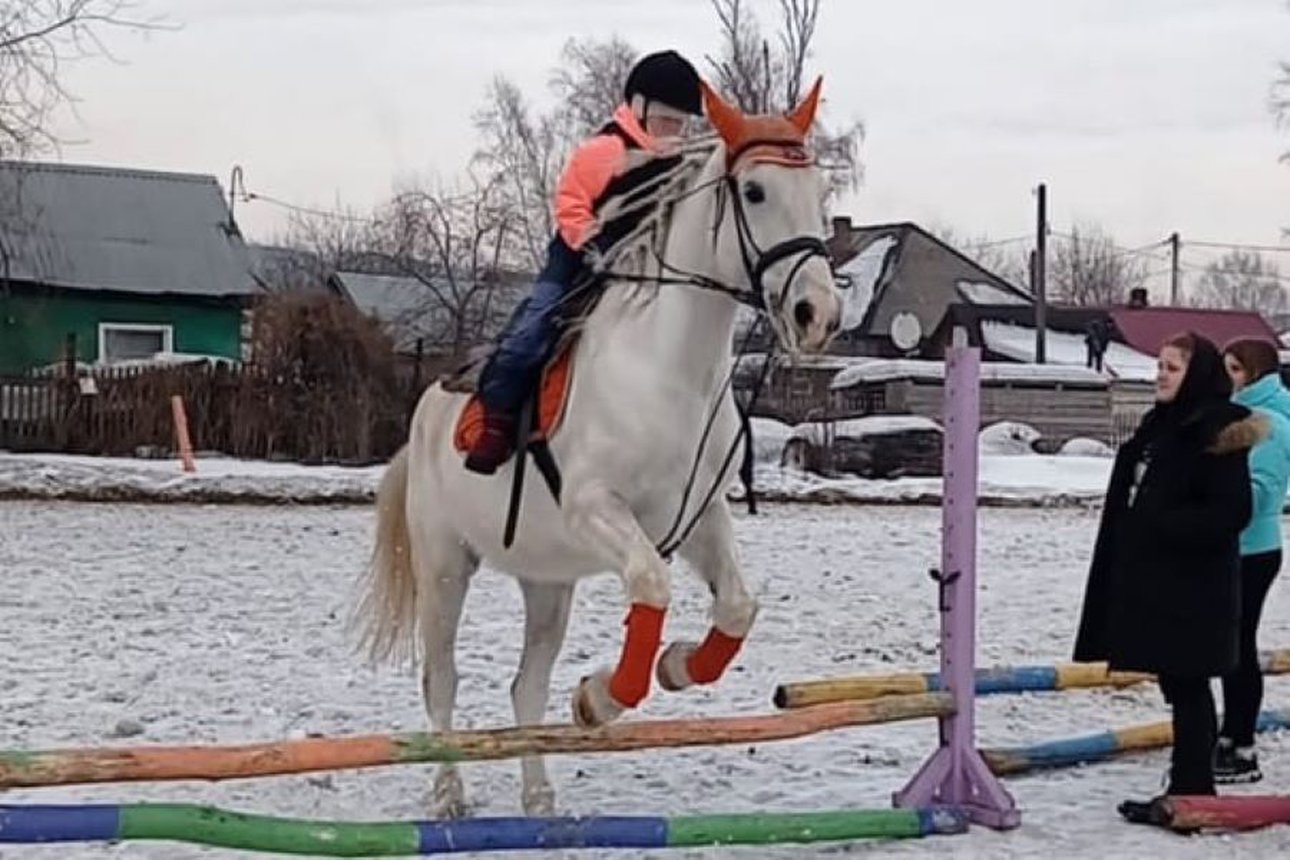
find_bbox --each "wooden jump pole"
[774,649,1290,709]
[981,708,1290,777]
[0,803,970,854]
[0,694,951,790]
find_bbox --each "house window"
[98,323,174,363]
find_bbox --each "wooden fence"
[0,362,429,465]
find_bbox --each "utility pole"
[1169,232,1181,305]
[1034,183,1048,364]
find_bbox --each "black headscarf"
[1137,332,1233,441]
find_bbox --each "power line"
[239,191,378,225]
[1175,257,1290,287]
[970,234,1032,249]
[1045,231,1170,261]
[1180,239,1290,254]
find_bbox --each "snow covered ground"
[0,445,1115,509]
[3,501,1290,858]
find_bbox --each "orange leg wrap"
[607,603,666,708]
[686,627,746,685]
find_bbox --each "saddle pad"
[453,342,576,453]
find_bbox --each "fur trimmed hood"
[1208,412,1269,455]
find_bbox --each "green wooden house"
[0,160,260,374]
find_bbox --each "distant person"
[1073,331,1261,823]
[1217,338,1290,783]
[1085,319,1109,372]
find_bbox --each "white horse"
[355,79,845,818]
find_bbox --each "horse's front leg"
[656,497,758,692]
[564,481,672,727]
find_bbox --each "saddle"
[448,336,578,454]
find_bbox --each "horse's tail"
[353,444,419,665]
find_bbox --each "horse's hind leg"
[409,522,478,818]
[512,580,574,815]
[657,498,758,692]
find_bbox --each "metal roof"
[330,271,449,351]
[0,160,259,297]
[1108,306,1279,355]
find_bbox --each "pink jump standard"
[892,330,1021,829]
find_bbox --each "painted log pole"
[1160,795,1290,833]
[0,693,952,790]
[982,709,1290,776]
[0,804,969,854]
[774,648,1290,710]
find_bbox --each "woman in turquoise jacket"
[1219,338,1290,783]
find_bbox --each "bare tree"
[929,224,1030,289]
[549,36,637,139]
[1277,59,1290,154]
[1188,250,1289,314]
[369,173,526,357]
[1275,14,1289,235]
[257,203,382,292]
[706,0,864,203]
[1049,224,1149,307]
[472,2,865,264]
[472,37,641,273]
[0,0,167,157]
[471,76,564,272]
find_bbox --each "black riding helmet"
[623,50,703,116]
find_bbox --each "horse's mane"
[595,133,721,265]
[558,133,724,335]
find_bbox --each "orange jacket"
[554,103,660,250]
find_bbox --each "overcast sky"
[49,0,1290,287]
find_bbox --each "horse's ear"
[787,76,823,136]
[701,79,746,146]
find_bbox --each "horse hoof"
[433,768,468,819]
[572,672,624,727]
[522,782,556,817]
[656,642,697,691]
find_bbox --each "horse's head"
[701,78,844,354]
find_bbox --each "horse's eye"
[744,181,765,204]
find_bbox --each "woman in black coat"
[1073,331,1264,821]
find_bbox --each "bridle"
[539,134,838,559]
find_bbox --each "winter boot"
[464,410,519,475]
[1214,738,1263,785]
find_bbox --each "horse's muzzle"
[791,284,842,353]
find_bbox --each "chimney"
[830,215,853,239]
[1128,287,1149,308]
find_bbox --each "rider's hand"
[583,236,613,274]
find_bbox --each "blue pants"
[478,236,582,414]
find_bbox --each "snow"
[788,416,942,447]
[830,358,1105,390]
[0,452,383,504]
[0,450,1118,510]
[957,280,1030,306]
[0,449,1120,510]
[837,237,897,331]
[979,421,1042,456]
[748,455,1114,507]
[981,321,1158,383]
[1061,438,1116,458]
[749,417,796,466]
[4,500,1290,859]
